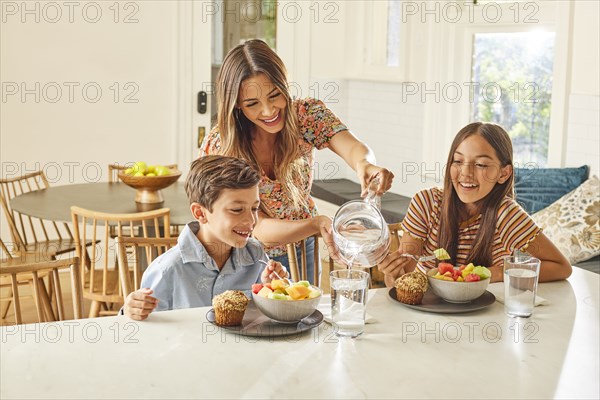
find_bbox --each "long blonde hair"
[215,39,306,210]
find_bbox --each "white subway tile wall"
[314,79,427,197]
[566,94,600,176]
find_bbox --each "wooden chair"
[287,234,322,284]
[108,163,178,182]
[107,163,181,236]
[115,236,178,300]
[0,171,82,258]
[71,206,171,318]
[0,241,83,325]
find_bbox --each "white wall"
[308,0,599,198]
[565,1,600,176]
[570,1,600,96]
[0,1,181,240]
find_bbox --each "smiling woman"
[200,39,395,284]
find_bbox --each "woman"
[201,39,395,284]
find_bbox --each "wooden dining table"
[1,267,598,399]
[9,182,192,226]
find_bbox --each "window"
[471,31,556,167]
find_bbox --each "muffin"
[398,271,428,292]
[395,271,429,305]
[212,290,249,326]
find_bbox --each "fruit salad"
[432,263,491,282]
[252,280,321,301]
[433,248,451,261]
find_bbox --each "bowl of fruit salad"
[426,263,491,303]
[251,279,322,323]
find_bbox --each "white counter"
[1,268,598,399]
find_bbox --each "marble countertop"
[1,268,598,399]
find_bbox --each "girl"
[201,39,395,284]
[378,122,571,286]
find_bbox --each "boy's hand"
[124,288,159,321]
[261,260,288,283]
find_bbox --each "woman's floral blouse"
[201,98,348,256]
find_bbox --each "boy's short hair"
[185,155,260,211]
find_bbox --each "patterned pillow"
[514,165,590,214]
[532,176,600,264]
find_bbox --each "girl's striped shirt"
[401,187,542,270]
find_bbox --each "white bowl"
[426,268,490,303]
[251,287,322,323]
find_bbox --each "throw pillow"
[532,176,600,264]
[514,165,590,214]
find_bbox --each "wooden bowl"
[118,170,182,204]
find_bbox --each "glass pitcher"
[332,179,390,267]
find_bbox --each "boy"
[124,155,288,321]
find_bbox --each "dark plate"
[388,288,496,314]
[206,301,323,337]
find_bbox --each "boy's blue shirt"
[141,221,267,311]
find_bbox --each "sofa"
[312,165,599,274]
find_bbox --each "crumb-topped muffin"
[212,290,249,326]
[398,271,428,292]
[395,271,428,305]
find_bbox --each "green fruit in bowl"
[132,161,147,175]
[472,266,491,279]
[154,165,171,176]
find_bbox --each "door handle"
[198,91,207,114]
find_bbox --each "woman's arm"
[378,232,425,287]
[522,232,572,282]
[252,213,339,260]
[327,131,394,196]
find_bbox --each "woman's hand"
[261,260,289,283]
[356,161,395,197]
[313,215,342,263]
[124,288,159,321]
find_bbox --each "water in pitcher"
[338,228,386,267]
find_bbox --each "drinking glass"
[503,255,540,318]
[330,269,370,337]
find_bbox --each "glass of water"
[503,255,541,318]
[330,269,370,337]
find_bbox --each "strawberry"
[451,269,462,281]
[465,273,481,282]
[438,263,454,275]
[251,283,263,294]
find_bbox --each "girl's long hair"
[438,122,514,267]
[215,39,305,209]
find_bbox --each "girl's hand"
[261,260,288,283]
[356,161,395,197]
[377,249,415,284]
[124,288,158,321]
